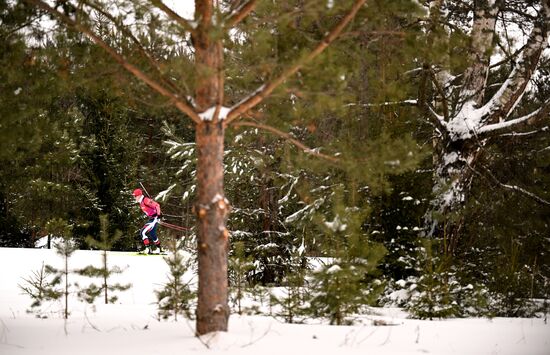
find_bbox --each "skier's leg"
[148,217,161,252]
[141,223,153,253]
[151,224,162,252]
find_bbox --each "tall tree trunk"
[195,121,230,334]
[426,138,481,255]
[193,0,229,335]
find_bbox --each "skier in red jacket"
[133,188,162,253]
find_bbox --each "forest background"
[1,0,550,329]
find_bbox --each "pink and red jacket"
[139,196,161,217]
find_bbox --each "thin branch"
[82,0,184,96]
[226,0,258,28]
[225,0,367,125]
[344,99,418,108]
[470,163,550,206]
[149,0,196,34]
[25,0,201,124]
[499,126,549,138]
[232,121,340,163]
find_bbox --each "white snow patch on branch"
[326,264,341,274]
[324,215,347,232]
[156,184,176,202]
[199,106,231,121]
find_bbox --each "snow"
[324,215,347,232]
[198,106,231,121]
[1,247,549,355]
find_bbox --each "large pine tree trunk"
[195,121,230,334]
[193,0,229,335]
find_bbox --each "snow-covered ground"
[0,247,548,355]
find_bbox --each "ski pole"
[139,182,151,197]
[159,220,191,232]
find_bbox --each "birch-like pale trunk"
[425,0,550,254]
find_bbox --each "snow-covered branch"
[224,0,367,124]
[478,101,550,139]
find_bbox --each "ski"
[132,251,168,256]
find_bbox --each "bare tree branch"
[232,121,340,163]
[24,0,201,124]
[470,163,550,206]
[224,0,367,125]
[150,0,196,34]
[226,0,258,28]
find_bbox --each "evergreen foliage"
[18,262,62,311]
[404,239,491,320]
[43,218,78,319]
[155,239,195,321]
[269,247,309,324]
[229,241,255,315]
[306,191,386,325]
[76,215,131,304]
[2,0,550,322]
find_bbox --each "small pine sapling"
[155,237,195,321]
[229,241,255,315]
[18,262,62,314]
[406,239,458,320]
[77,215,131,304]
[44,218,78,319]
[269,245,309,323]
[307,194,386,325]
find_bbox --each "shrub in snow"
[41,218,79,319]
[18,262,62,314]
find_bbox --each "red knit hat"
[132,188,143,197]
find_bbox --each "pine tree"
[44,218,77,319]
[307,190,386,325]
[228,241,255,315]
[269,246,309,324]
[18,262,62,313]
[76,215,131,304]
[405,239,491,319]
[155,239,195,321]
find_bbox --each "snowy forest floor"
[0,247,548,355]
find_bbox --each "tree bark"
[193,0,230,335]
[195,121,230,335]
